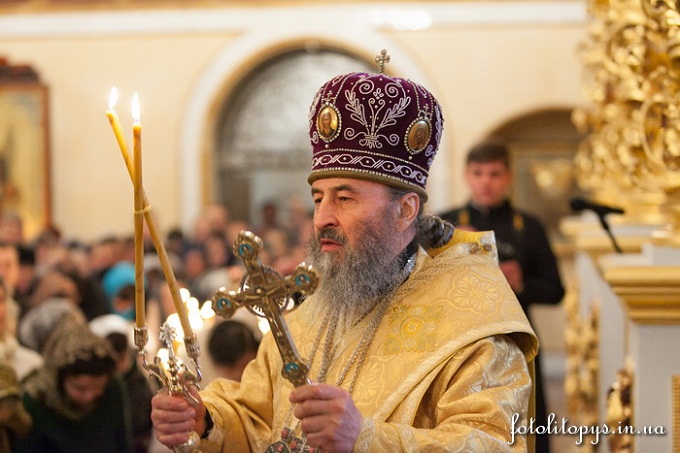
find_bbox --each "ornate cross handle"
[212,230,319,387]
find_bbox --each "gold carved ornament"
[564,293,600,452]
[574,0,680,240]
[605,360,634,452]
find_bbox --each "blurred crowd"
[0,199,313,452]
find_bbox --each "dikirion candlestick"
[107,89,202,453]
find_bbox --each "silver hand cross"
[212,230,319,387]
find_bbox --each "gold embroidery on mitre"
[384,305,441,354]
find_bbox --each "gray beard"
[307,217,407,322]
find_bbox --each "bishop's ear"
[396,192,420,231]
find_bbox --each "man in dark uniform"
[439,138,565,453]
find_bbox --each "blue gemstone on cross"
[217,298,231,309]
[238,243,253,257]
[295,274,310,287]
[285,362,300,376]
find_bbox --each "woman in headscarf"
[13,319,132,452]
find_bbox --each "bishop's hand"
[289,383,363,453]
[151,387,206,449]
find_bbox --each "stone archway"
[212,48,372,227]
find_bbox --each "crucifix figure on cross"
[212,230,319,387]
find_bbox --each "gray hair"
[384,186,454,250]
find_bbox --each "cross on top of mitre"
[376,49,390,73]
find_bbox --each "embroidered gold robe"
[200,230,538,452]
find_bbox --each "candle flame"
[166,313,182,337]
[186,297,199,312]
[109,87,119,111]
[132,92,141,123]
[200,301,215,319]
[157,348,170,363]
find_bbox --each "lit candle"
[105,88,194,339]
[106,87,134,176]
[132,93,146,329]
[107,88,134,179]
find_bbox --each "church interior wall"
[0,1,588,242]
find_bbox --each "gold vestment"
[200,230,538,452]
